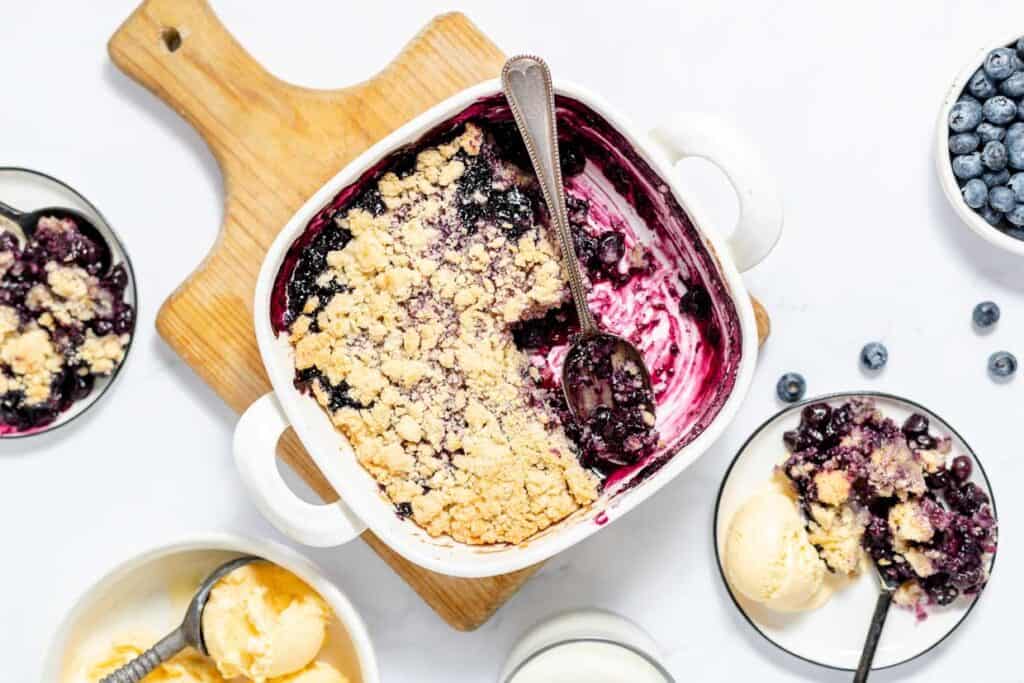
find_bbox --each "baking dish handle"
[649,114,783,272]
[233,393,366,547]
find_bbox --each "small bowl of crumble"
[0,168,136,438]
[715,393,997,673]
[234,75,783,577]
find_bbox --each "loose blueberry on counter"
[983,96,1017,125]
[962,179,988,208]
[949,99,984,132]
[989,185,1016,212]
[969,68,998,99]
[982,140,1009,170]
[984,47,1017,81]
[860,342,888,371]
[976,122,1006,143]
[981,169,1010,187]
[972,301,1000,328]
[988,350,1018,378]
[949,133,980,154]
[776,373,806,403]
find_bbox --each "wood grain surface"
[108,0,769,630]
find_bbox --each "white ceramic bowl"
[233,78,784,578]
[935,33,1024,256]
[42,533,379,683]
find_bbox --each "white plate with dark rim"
[713,392,998,673]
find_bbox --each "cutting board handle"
[108,0,289,175]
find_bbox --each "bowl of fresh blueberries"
[938,35,1024,256]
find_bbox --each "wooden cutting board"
[109,0,770,630]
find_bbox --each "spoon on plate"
[98,555,258,683]
[501,56,655,429]
[0,199,113,275]
[852,564,898,682]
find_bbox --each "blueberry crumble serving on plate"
[0,216,132,434]
[780,398,997,612]
[275,101,742,545]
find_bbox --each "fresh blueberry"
[968,68,998,99]
[1017,37,1024,57]
[982,140,1009,170]
[951,455,973,483]
[1006,122,1024,143]
[952,152,984,179]
[958,93,981,105]
[1006,204,1024,226]
[1002,71,1024,97]
[982,169,1010,187]
[983,96,1017,124]
[1008,137,1024,169]
[1004,224,1024,239]
[987,185,1017,213]
[860,342,888,371]
[984,47,1018,81]
[979,204,1004,225]
[976,122,1006,143]
[776,373,806,403]
[989,185,1017,212]
[973,301,1000,328]
[950,152,983,179]
[949,99,983,132]
[988,350,1018,378]
[962,178,989,208]
[1008,173,1024,200]
[949,133,980,154]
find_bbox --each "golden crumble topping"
[287,124,599,545]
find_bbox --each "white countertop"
[2,1,1022,680]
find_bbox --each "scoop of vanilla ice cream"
[724,489,833,612]
[86,643,223,682]
[271,661,350,683]
[202,562,330,681]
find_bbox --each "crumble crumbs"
[287,123,600,545]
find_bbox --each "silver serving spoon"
[99,555,258,683]
[0,199,113,274]
[853,564,898,683]
[501,56,654,424]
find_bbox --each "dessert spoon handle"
[502,55,597,334]
[99,628,186,683]
[853,589,893,683]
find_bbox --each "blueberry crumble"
[779,399,997,611]
[0,216,132,433]
[275,97,742,545]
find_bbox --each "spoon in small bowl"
[0,199,113,275]
[98,555,259,683]
[501,56,655,429]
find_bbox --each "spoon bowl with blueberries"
[938,35,1024,256]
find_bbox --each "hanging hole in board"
[161,27,182,52]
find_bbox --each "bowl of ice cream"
[43,533,379,683]
[714,392,997,672]
[233,76,783,578]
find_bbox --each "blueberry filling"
[781,400,997,609]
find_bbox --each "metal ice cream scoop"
[98,555,258,683]
[501,56,655,424]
